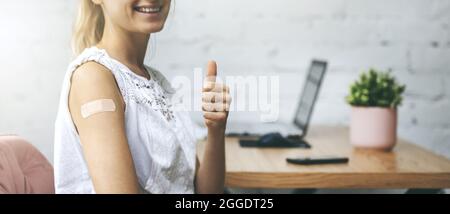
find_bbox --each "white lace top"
[54,47,198,194]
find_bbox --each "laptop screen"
[293,60,328,135]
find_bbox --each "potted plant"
[346,69,406,150]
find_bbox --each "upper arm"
[69,62,139,194]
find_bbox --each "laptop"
[226,60,328,139]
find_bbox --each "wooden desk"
[198,126,450,189]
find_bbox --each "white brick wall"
[0,0,449,163]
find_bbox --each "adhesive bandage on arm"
[81,99,116,119]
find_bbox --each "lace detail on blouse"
[91,48,176,123]
[124,71,176,122]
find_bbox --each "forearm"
[195,129,226,194]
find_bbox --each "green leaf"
[346,69,406,107]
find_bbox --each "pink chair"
[0,135,54,194]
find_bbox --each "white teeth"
[135,6,161,13]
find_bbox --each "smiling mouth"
[133,5,162,14]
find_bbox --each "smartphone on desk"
[286,156,349,165]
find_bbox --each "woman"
[54,0,231,194]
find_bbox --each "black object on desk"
[239,132,311,148]
[286,156,349,165]
[226,132,260,138]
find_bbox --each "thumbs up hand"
[202,60,231,131]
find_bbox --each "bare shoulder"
[70,61,122,101]
[71,62,115,89]
[69,61,125,122]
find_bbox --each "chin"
[138,23,165,34]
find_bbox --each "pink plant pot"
[350,107,397,150]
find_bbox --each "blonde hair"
[72,0,105,55]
